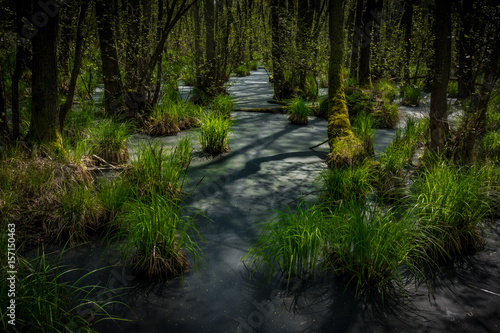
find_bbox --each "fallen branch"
[309,139,329,150]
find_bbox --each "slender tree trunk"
[59,2,89,133]
[271,0,286,100]
[402,0,414,85]
[429,0,452,153]
[96,0,124,115]
[193,1,202,85]
[152,0,164,106]
[12,0,30,139]
[350,0,364,80]
[0,62,8,143]
[457,0,474,98]
[296,0,315,97]
[124,0,143,114]
[328,0,353,147]
[29,0,62,148]
[358,0,376,88]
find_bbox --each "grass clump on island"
[287,97,310,125]
[197,111,232,155]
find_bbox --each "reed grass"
[287,97,309,125]
[197,112,232,155]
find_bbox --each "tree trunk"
[271,0,286,100]
[350,0,364,80]
[328,0,353,147]
[296,0,316,97]
[358,0,376,88]
[402,0,414,85]
[29,0,62,148]
[0,62,9,143]
[124,0,143,114]
[59,1,89,133]
[457,0,474,99]
[12,0,30,139]
[193,1,202,85]
[429,0,452,153]
[96,0,124,115]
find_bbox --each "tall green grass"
[197,112,232,155]
[401,84,422,106]
[146,101,201,136]
[317,161,373,205]
[119,191,204,281]
[0,249,126,332]
[352,112,375,155]
[244,204,330,283]
[327,200,432,297]
[126,140,187,200]
[89,119,131,164]
[287,97,309,125]
[410,162,490,258]
[210,94,234,118]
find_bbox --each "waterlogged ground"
[63,70,500,332]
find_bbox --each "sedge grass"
[89,119,131,165]
[287,97,309,125]
[401,84,422,107]
[244,204,330,284]
[119,191,205,281]
[197,112,232,155]
[410,162,489,259]
[352,112,375,155]
[327,199,432,298]
[126,140,187,200]
[210,94,234,118]
[317,161,373,205]
[0,248,127,332]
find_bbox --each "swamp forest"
[1,0,500,332]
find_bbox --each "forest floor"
[58,69,500,332]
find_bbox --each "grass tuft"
[287,97,309,125]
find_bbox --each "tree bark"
[271,0,286,100]
[0,62,8,143]
[429,0,452,153]
[349,0,364,80]
[328,0,353,147]
[29,0,62,148]
[402,0,414,85]
[59,1,89,133]
[457,0,474,98]
[358,0,376,88]
[96,0,124,115]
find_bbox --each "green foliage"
[401,84,422,107]
[248,61,259,71]
[345,87,374,118]
[374,102,400,129]
[197,112,232,155]
[374,79,399,103]
[327,135,365,168]
[375,117,429,201]
[447,80,459,98]
[327,200,430,297]
[481,130,500,162]
[146,101,201,136]
[210,94,234,118]
[410,162,490,258]
[89,119,131,164]
[244,204,330,283]
[352,112,375,155]
[235,64,250,77]
[316,97,329,118]
[317,161,373,205]
[119,192,204,281]
[126,140,188,200]
[98,178,134,224]
[0,249,125,332]
[287,97,309,125]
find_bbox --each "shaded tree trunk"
[457,0,474,98]
[349,0,364,79]
[328,0,353,147]
[358,0,376,88]
[12,0,30,139]
[0,62,8,143]
[59,1,89,133]
[271,0,286,100]
[402,0,414,85]
[429,0,452,153]
[96,0,124,115]
[28,0,62,148]
[193,1,202,85]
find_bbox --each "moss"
[326,135,365,168]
